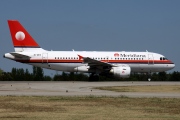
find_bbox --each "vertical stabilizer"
[8,20,44,52]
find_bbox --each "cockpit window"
[160,57,168,60]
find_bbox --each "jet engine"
[110,65,131,78]
[74,66,89,72]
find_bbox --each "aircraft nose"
[172,63,175,69]
[165,63,175,70]
[169,63,175,70]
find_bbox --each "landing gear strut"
[147,71,151,81]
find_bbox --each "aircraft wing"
[83,57,113,66]
[10,52,31,58]
[78,55,116,70]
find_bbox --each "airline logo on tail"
[15,31,25,41]
[8,20,40,49]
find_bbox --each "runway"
[0,81,180,98]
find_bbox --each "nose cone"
[167,63,175,70]
[171,63,175,69]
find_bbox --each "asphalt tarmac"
[0,81,180,98]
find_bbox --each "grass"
[95,85,180,93]
[0,96,180,120]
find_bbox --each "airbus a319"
[4,20,175,80]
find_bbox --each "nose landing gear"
[147,71,151,81]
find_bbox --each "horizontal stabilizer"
[10,52,31,58]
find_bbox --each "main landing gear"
[89,73,99,81]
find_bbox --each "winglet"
[78,55,83,60]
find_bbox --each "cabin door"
[42,53,48,63]
[148,54,154,64]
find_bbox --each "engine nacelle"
[110,65,131,78]
[74,66,89,72]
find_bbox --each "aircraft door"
[105,56,109,63]
[42,53,48,63]
[148,54,154,64]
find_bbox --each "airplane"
[4,20,175,81]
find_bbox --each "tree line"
[0,67,180,81]
[0,66,51,81]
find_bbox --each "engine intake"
[110,65,131,78]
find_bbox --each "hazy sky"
[0,0,179,76]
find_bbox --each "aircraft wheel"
[89,74,99,81]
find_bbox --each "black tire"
[89,75,99,81]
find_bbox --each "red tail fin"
[8,20,40,50]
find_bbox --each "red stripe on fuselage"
[15,59,174,64]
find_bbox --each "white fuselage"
[4,50,175,73]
